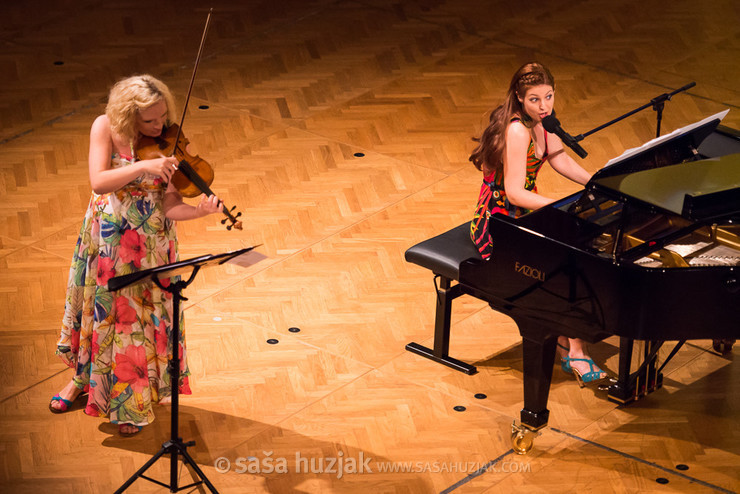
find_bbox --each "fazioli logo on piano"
[514,261,545,282]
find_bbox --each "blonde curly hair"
[105,74,177,141]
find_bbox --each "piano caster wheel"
[511,422,536,455]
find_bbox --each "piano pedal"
[511,421,538,455]
[597,378,617,392]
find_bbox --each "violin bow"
[167,9,244,230]
[171,8,212,149]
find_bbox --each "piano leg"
[645,340,663,394]
[713,338,736,354]
[510,323,557,454]
[608,337,635,404]
[517,321,558,425]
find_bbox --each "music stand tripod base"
[110,246,257,493]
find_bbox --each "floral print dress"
[470,129,548,259]
[57,153,190,427]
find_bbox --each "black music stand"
[110,246,258,493]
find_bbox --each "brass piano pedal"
[597,377,618,392]
[511,421,538,455]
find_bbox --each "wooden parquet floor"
[1,0,738,492]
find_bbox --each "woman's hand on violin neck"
[196,193,223,217]
[139,156,179,182]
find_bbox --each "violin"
[135,8,243,231]
[136,123,243,231]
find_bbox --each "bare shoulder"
[90,114,111,139]
[505,119,531,148]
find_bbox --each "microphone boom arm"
[574,81,696,141]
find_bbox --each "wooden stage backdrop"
[0,0,738,492]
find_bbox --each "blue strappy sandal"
[49,395,74,414]
[560,356,607,388]
[49,385,85,414]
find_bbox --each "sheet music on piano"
[602,109,730,168]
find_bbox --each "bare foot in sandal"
[118,423,142,436]
[49,380,83,413]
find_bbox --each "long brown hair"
[469,62,555,173]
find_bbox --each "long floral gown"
[57,152,190,427]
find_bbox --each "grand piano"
[457,111,740,452]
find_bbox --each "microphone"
[542,114,588,158]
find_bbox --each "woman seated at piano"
[469,61,608,387]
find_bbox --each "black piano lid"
[590,152,740,221]
[698,124,740,158]
[590,109,729,181]
[584,110,740,221]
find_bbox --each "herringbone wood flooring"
[1,0,738,492]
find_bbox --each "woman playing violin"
[51,74,222,436]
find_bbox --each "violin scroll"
[221,206,243,231]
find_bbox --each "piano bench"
[404,222,482,375]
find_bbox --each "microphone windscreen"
[541,114,559,133]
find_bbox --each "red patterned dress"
[470,128,548,259]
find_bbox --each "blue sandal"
[561,356,607,388]
[49,395,74,414]
[49,385,85,414]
